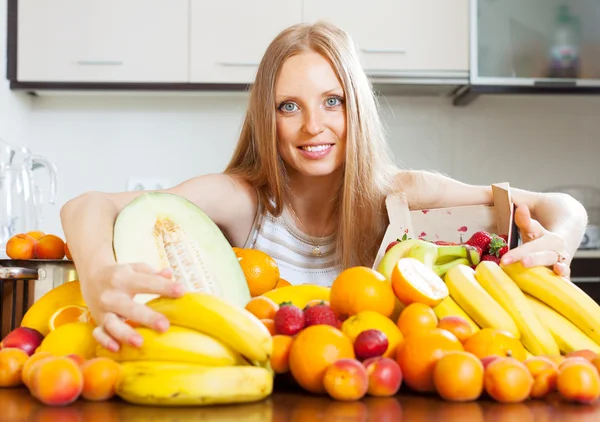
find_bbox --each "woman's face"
[275,51,347,179]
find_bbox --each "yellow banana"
[261,284,330,309]
[116,361,273,406]
[525,293,600,355]
[433,296,480,333]
[474,262,559,356]
[444,264,520,339]
[147,293,272,363]
[502,262,600,346]
[95,325,244,366]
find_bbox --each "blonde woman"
[61,21,587,352]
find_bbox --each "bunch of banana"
[432,296,480,333]
[97,292,274,406]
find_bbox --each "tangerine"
[396,303,438,338]
[433,351,484,401]
[463,328,527,361]
[235,249,280,297]
[245,296,280,320]
[396,328,464,392]
[484,357,533,403]
[329,266,395,319]
[288,325,355,394]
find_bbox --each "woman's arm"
[396,170,588,262]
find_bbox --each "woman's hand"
[81,263,185,352]
[500,205,570,277]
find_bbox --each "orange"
[433,351,484,401]
[274,278,292,288]
[463,328,527,362]
[288,325,355,394]
[484,357,533,403]
[235,248,280,297]
[556,360,600,404]
[391,258,448,307]
[396,303,438,338]
[245,296,279,320]
[396,328,464,393]
[48,305,90,332]
[329,266,395,319]
[270,335,294,374]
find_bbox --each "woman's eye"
[326,97,343,107]
[279,102,298,112]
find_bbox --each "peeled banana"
[444,264,520,339]
[433,296,480,333]
[502,262,600,346]
[474,262,559,356]
[147,293,273,363]
[525,293,600,355]
[116,361,273,406]
[95,325,245,366]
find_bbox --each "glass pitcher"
[0,139,58,256]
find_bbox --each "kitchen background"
[1,0,600,250]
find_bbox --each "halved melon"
[113,192,251,308]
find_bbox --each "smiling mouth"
[299,144,334,152]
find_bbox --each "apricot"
[559,356,590,370]
[5,233,36,260]
[26,231,45,240]
[544,354,566,367]
[270,335,293,374]
[524,356,559,399]
[33,234,65,260]
[433,351,484,402]
[556,360,600,404]
[396,303,438,338]
[484,357,534,403]
[566,349,598,362]
[0,347,29,387]
[437,316,473,343]
[80,357,121,401]
[64,242,72,260]
[67,354,86,366]
[29,356,83,406]
[245,296,279,320]
[363,356,403,397]
[481,355,500,369]
[323,358,368,401]
[21,351,54,387]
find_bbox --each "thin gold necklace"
[287,202,334,258]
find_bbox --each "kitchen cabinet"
[189,1,303,84]
[16,0,189,83]
[302,0,470,79]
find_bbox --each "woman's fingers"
[553,262,571,278]
[102,311,142,348]
[514,205,546,242]
[124,273,185,298]
[92,322,120,352]
[518,251,562,268]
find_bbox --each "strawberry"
[481,254,501,264]
[465,231,494,255]
[434,240,458,246]
[499,234,509,243]
[488,235,508,258]
[385,240,400,253]
[303,303,338,327]
[274,302,305,335]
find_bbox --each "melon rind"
[113,192,251,308]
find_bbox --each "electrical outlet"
[126,177,171,191]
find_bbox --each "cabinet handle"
[364,69,469,79]
[571,277,600,283]
[361,48,407,55]
[217,62,259,67]
[76,60,124,66]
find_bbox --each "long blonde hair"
[225,21,398,269]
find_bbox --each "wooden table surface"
[2,386,600,422]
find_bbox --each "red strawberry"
[385,240,400,253]
[303,303,338,327]
[499,234,509,243]
[434,240,458,246]
[465,231,494,254]
[481,254,501,264]
[274,302,305,335]
[488,235,508,258]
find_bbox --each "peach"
[524,356,559,399]
[1,327,44,356]
[80,357,122,401]
[33,234,65,260]
[0,347,29,387]
[29,356,83,406]
[323,358,369,401]
[437,316,474,343]
[481,355,500,369]
[64,243,72,260]
[559,356,590,370]
[67,354,86,366]
[354,329,388,361]
[363,356,403,397]
[433,351,484,402]
[21,351,53,387]
[26,231,45,240]
[5,233,36,260]
[566,349,598,362]
[544,354,566,367]
[557,360,600,404]
[484,357,534,403]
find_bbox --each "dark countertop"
[2,386,600,422]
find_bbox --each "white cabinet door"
[17,0,189,83]
[303,0,469,77]
[189,0,303,83]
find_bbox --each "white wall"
[23,91,600,238]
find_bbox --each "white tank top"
[243,198,343,287]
